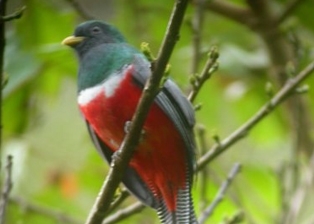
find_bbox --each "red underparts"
[79,66,187,212]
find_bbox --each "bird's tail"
[157,186,198,224]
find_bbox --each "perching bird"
[62,20,197,223]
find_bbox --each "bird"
[62,20,197,224]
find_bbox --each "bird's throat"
[78,68,127,106]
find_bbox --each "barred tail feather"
[157,186,197,223]
[156,191,197,223]
[157,200,175,224]
[176,187,197,223]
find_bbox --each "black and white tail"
[156,173,197,224]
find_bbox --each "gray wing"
[86,122,159,209]
[132,55,196,174]
[132,55,197,223]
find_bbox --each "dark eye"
[91,26,101,34]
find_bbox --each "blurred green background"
[2,0,314,223]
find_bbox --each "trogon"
[62,20,197,224]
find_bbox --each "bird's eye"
[91,26,101,34]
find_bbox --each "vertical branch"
[151,0,189,79]
[64,0,94,20]
[0,0,8,165]
[275,0,305,25]
[283,151,314,224]
[197,125,209,211]
[0,155,13,224]
[191,0,206,74]
[277,163,289,224]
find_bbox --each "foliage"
[1,0,314,223]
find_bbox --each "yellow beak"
[61,36,85,46]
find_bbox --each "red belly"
[79,68,187,211]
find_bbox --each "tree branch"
[190,0,206,74]
[197,60,314,171]
[277,162,290,223]
[64,0,94,20]
[0,6,25,22]
[9,196,82,224]
[283,151,314,224]
[188,46,219,103]
[197,125,210,211]
[203,0,254,27]
[0,0,8,170]
[85,1,190,223]
[198,163,242,224]
[104,189,130,216]
[203,3,314,222]
[102,202,145,224]
[0,155,13,224]
[275,0,305,26]
[222,211,245,224]
[246,0,314,158]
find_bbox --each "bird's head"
[62,20,126,56]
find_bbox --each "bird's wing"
[132,55,196,173]
[86,121,159,209]
[132,55,197,223]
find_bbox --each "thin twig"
[197,125,209,211]
[198,163,242,224]
[0,0,8,170]
[222,211,245,224]
[284,186,305,224]
[191,0,206,74]
[284,151,314,224]
[188,47,219,103]
[197,60,314,171]
[104,189,130,216]
[275,0,305,26]
[64,0,94,20]
[203,0,254,27]
[102,202,145,224]
[0,155,13,224]
[85,1,190,223]
[9,196,82,224]
[277,162,290,223]
[0,6,26,22]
